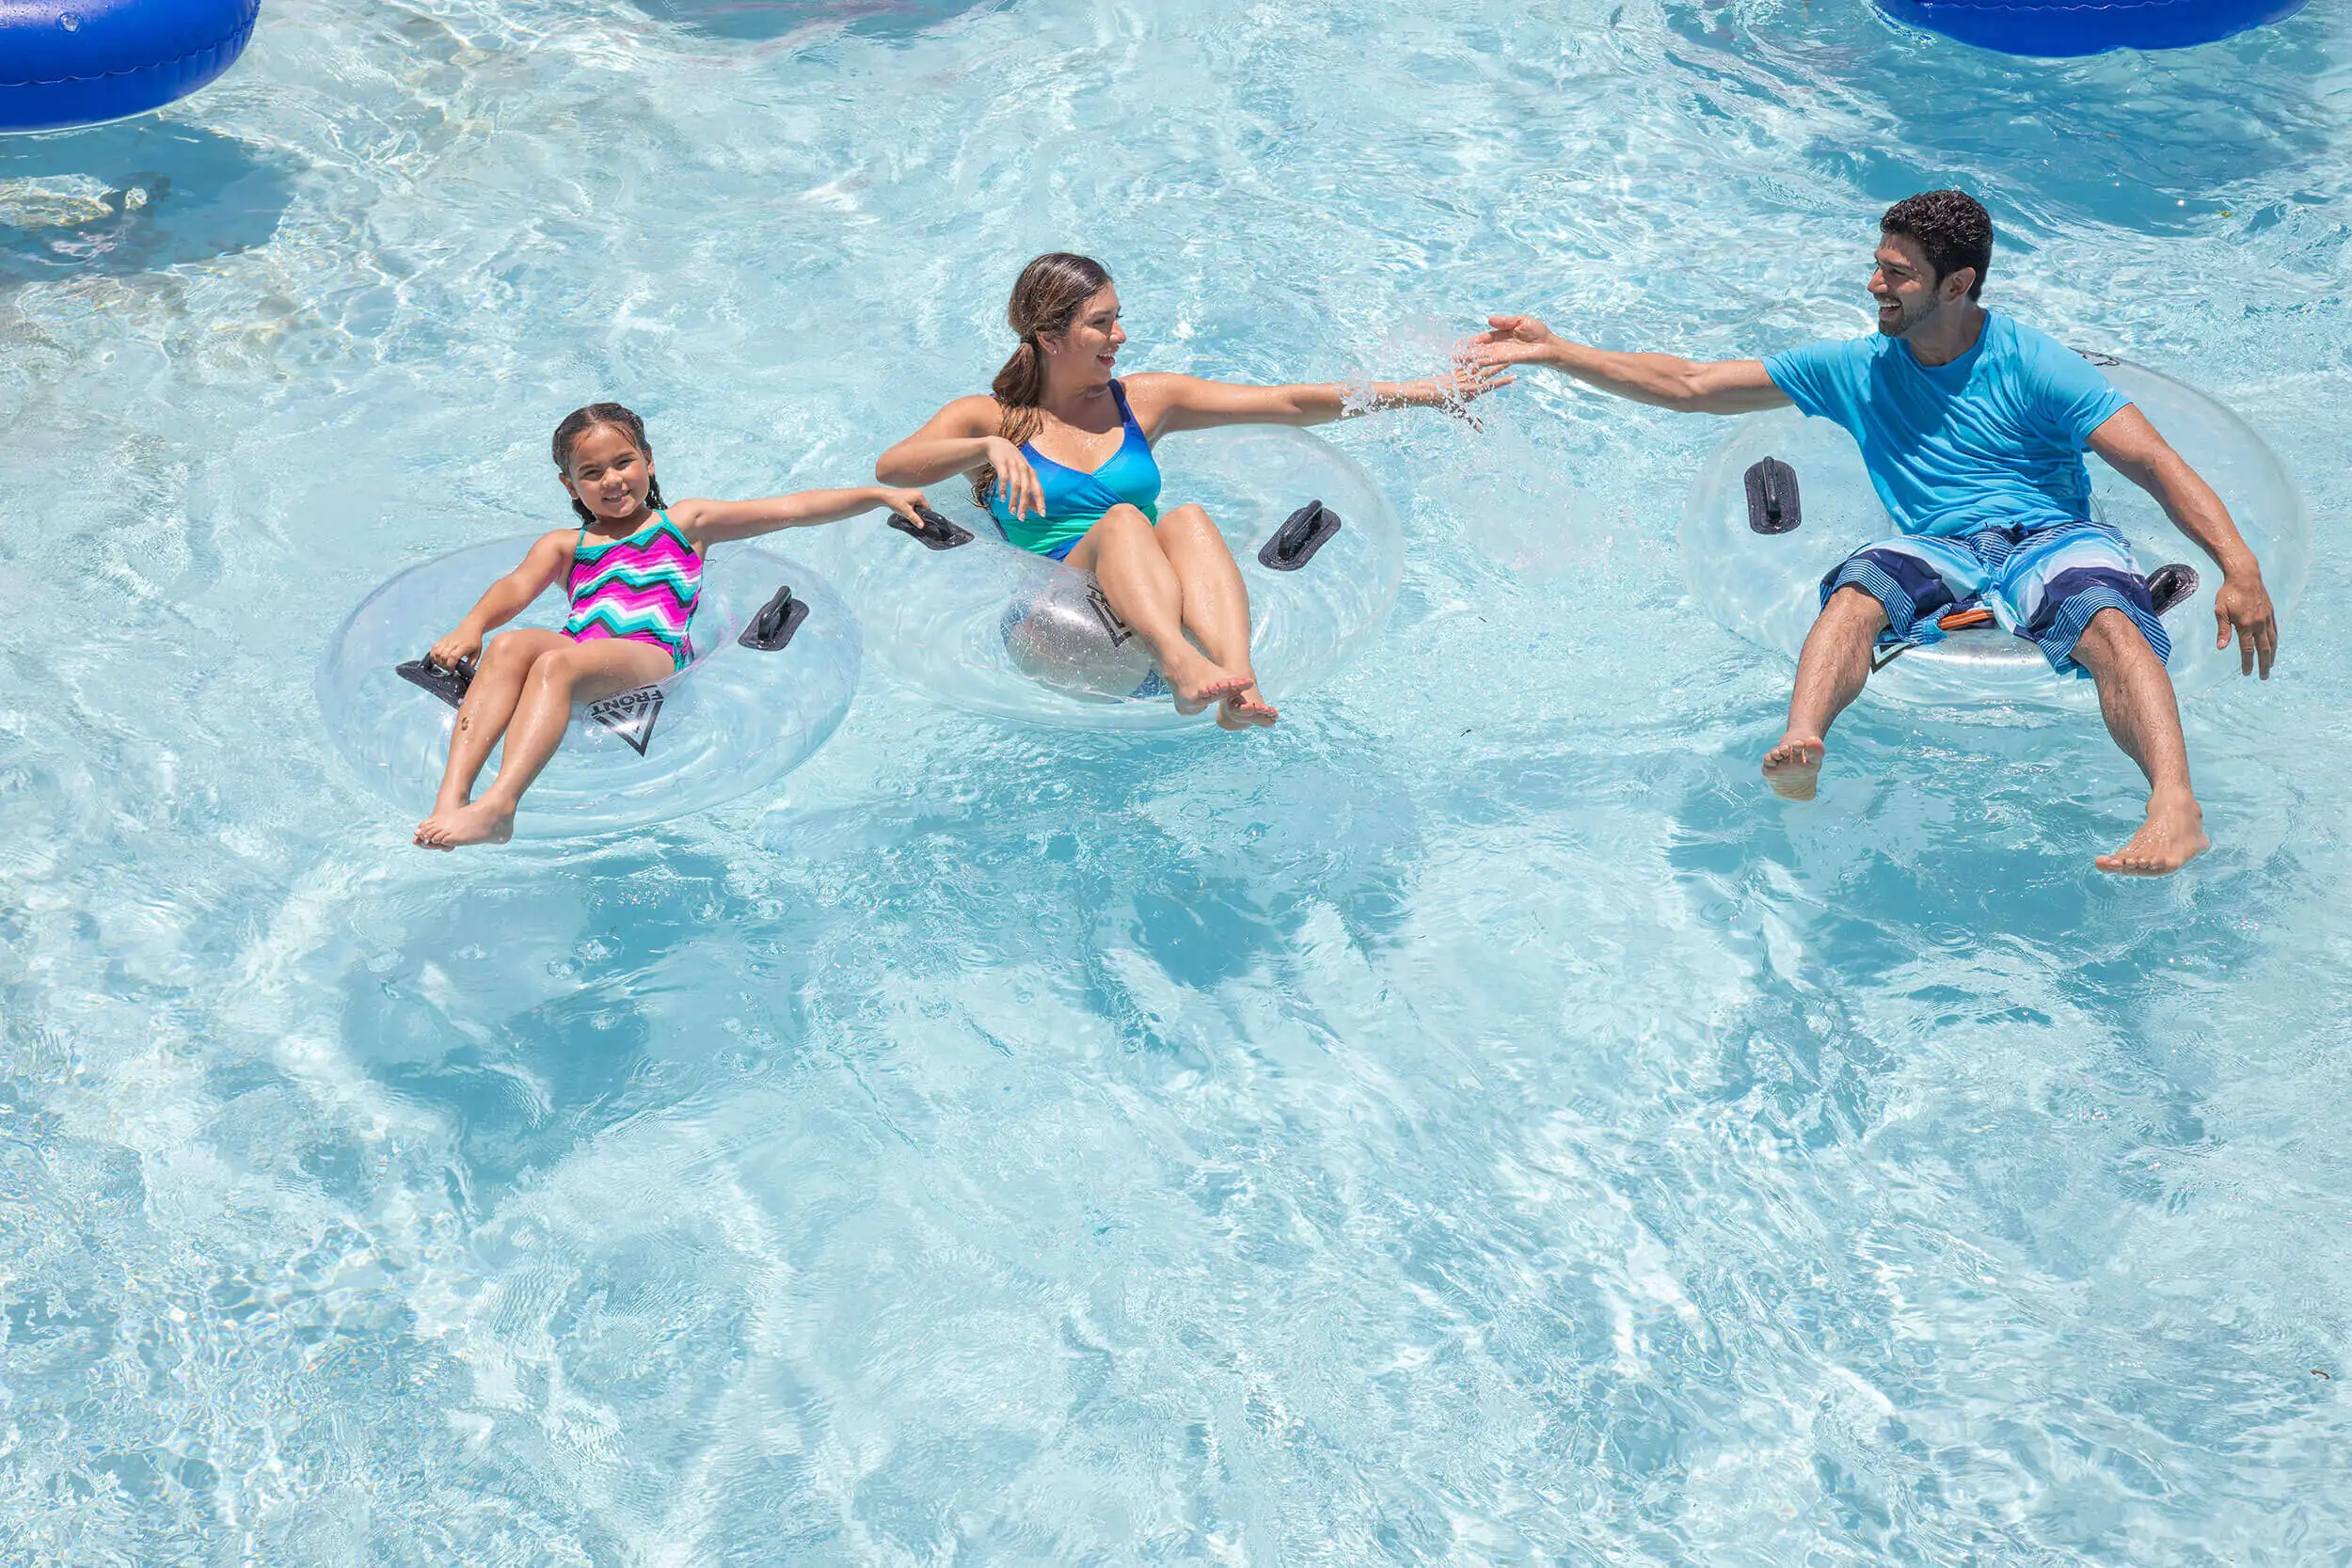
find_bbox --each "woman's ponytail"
[970,252,1113,509]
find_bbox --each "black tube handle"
[1744,457,1802,535]
[739,585,810,652]
[2147,562,2200,616]
[395,653,476,708]
[888,502,975,551]
[1257,500,1343,572]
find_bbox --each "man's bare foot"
[413,799,516,850]
[1761,735,1825,800]
[1166,654,1252,715]
[2094,791,2208,876]
[1216,684,1278,730]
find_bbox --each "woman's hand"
[985,436,1046,521]
[1375,361,1513,429]
[1408,360,1513,413]
[429,625,484,672]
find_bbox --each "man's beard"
[1877,293,1940,339]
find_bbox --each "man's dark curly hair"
[1882,190,1994,301]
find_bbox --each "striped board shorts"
[1820,520,2169,678]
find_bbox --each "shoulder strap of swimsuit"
[1112,378,1156,451]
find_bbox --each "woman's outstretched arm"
[674,486,930,546]
[1129,363,1510,436]
[429,531,572,670]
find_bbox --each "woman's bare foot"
[414,789,469,847]
[1165,653,1252,715]
[2094,790,2208,876]
[1761,735,1825,800]
[413,799,516,850]
[1216,684,1278,730]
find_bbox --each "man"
[1467,190,2279,876]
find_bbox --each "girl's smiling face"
[559,423,655,522]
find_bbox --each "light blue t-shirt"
[1763,311,2131,538]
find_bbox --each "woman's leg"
[1152,503,1275,729]
[426,628,570,816]
[415,638,674,848]
[1067,505,1249,713]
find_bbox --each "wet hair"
[1881,190,1993,301]
[551,402,667,524]
[972,252,1115,508]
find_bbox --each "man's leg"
[2068,608,2208,875]
[1764,586,1891,800]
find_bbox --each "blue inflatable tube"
[1880,0,2306,55]
[0,0,259,135]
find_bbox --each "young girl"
[875,252,1506,729]
[413,403,925,849]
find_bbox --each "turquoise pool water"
[4,0,2348,1560]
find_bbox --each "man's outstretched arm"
[1462,315,1791,415]
[2089,405,2279,678]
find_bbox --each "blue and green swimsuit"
[989,379,1163,560]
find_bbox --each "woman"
[876,253,1506,729]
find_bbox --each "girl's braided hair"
[552,403,667,524]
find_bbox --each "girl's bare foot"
[2094,790,2209,876]
[1216,684,1278,730]
[413,791,470,847]
[413,799,516,849]
[1165,653,1252,715]
[1761,735,1825,800]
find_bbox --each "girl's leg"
[1152,503,1274,729]
[415,638,673,848]
[1067,505,1249,713]
[427,629,572,817]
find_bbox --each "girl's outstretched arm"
[673,486,930,547]
[429,531,573,670]
[1127,364,1511,437]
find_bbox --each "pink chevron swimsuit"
[562,510,704,670]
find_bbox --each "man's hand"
[1456,317,1785,414]
[2089,406,2279,680]
[2213,565,2279,678]
[1460,314,1563,370]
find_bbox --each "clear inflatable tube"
[1681,356,2309,717]
[317,537,861,836]
[812,425,1406,731]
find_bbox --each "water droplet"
[59,12,78,28]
